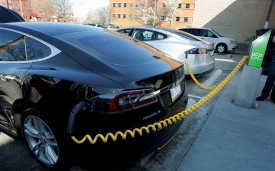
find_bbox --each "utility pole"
[264,0,274,28]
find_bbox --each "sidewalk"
[176,70,275,170]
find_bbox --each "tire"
[216,43,227,53]
[21,110,69,169]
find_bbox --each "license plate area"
[170,84,181,102]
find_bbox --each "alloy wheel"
[217,44,225,53]
[23,115,59,166]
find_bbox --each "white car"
[117,26,215,76]
[178,27,238,53]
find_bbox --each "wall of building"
[192,0,275,45]
[109,0,196,29]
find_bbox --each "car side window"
[0,30,51,62]
[132,29,146,41]
[155,32,167,40]
[25,37,51,60]
[199,29,208,37]
[207,31,216,38]
[0,30,26,61]
[192,29,200,36]
[118,29,132,36]
[143,30,155,41]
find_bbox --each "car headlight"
[230,40,236,44]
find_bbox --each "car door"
[131,29,161,49]
[0,29,33,134]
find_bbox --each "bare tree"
[129,0,166,26]
[129,0,153,25]
[86,7,108,24]
[103,6,110,25]
[149,0,167,26]
[165,0,182,28]
[53,0,73,22]
[37,0,57,22]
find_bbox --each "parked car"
[102,23,117,30]
[86,23,103,27]
[117,26,215,77]
[254,28,275,75]
[0,22,188,169]
[177,27,238,53]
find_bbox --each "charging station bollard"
[234,30,271,108]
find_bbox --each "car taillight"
[188,48,207,54]
[92,89,158,113]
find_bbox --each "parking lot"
[0,51,247,171]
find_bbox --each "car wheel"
[22,111,68,169]
[216,43,227,53]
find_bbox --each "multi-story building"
[110,0,275,47]
[0,0,78,22]
[109,0,195,29]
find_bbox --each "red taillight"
[108,89,158,112]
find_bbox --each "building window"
[113,14,115,18]
[178,3,181,8]
[129,3,132,8]
[161,16,165,20]
[186,4,190,8]
[184,17,188,22]
[162,3,166,8]
[118,3,121,7]
[113,3,115,7]
[118,14,121,18]
[176,17,180,21]
[124,3,126,7]
[123,14,126,18]
[135,3,138,8]
[129,15,132,19]
[141,3,144,7]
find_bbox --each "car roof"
[178,27,211,30]
[0,22,101,36]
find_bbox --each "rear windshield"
[174,30,202,41]
[56,31,158,65]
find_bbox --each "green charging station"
[248,30,271,68]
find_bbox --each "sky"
[70,0,109,18]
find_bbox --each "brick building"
[0,0,77,22]
[109,0,196,29]
[0,0,39,21]
[110,0,275,46]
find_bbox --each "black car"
[0,22,188,169]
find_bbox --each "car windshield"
[211,29,223,37]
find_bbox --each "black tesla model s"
[0,22,188,169]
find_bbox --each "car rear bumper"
[184,56,215,75]
[69,93,188,159]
